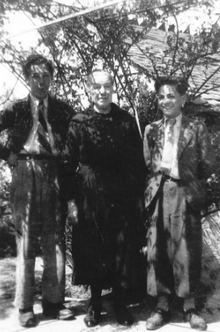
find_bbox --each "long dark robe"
[63,103,146,289]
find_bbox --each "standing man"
[0,54,75,327]
[143,76,214,331]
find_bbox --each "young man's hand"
[7,152,18,167]
[67,199,79,225]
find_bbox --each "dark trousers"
[10,159,65,309]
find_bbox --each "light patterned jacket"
[143,114,214,211]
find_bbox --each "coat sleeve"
[197,121,215,180]
[0,105,16,160]
[62,118,80,201]
[128,117,146,187]
[143,124,152,171]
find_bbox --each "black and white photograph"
[1,1,220,331]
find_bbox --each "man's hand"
[67,199,79,225]
[7,152,18,167]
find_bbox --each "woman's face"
[89,72,113,112]
[157,84,186,118]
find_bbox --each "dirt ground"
[1,249,220,332]
[1,213,220,331]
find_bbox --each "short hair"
[155,76,189,95]
[86,70,114,89]
[22,53,54,80]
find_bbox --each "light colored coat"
[143,114,214,297]
[144,115,214,211]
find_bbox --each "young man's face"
[27,63,52,100]
[89,72,113,111]
[157,84,186,118]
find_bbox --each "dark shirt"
[63,102,146,201]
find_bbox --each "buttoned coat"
[63,103,146,288]
[144,115,214,212]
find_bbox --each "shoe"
[112,290,134,326]
[146,309,171,330]
[84,304,101,327]
[183,309,207,331]
[42,301,74,320]
[19,311,36,328]
[114,306,134,326]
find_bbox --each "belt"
[18,154,59,161]
[163,175,180,182]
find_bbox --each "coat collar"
[20,94,54,123]
[177,115,194,158]
[153,115,195,160]
[28,93,54,115]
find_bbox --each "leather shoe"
[146,309,171,330]
[183,309,207,331]
[19,311,36,328]
[42,301,74,320]
[84,304,101,327]
[115,307,134,326]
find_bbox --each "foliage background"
[1,0,220,258]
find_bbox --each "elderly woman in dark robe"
[63,70,145,328]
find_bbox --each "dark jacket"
[0,94,75,160]
[63,103,146,287]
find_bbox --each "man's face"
[27,63,51,100]
[157,84,186,118]
[89,72,113,111]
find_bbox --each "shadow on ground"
[1,235,220,328]
[0,258,42,320]
[0,258,16,319]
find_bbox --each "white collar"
[164,113,182,126]
[30,94,48,108]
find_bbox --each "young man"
[143,76,214,331]
[0,54,75,327]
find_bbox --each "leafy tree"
[1,0,217,115]
[1,0,220,259]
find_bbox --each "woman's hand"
[67,199,79,225]
[7,152,18,167]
